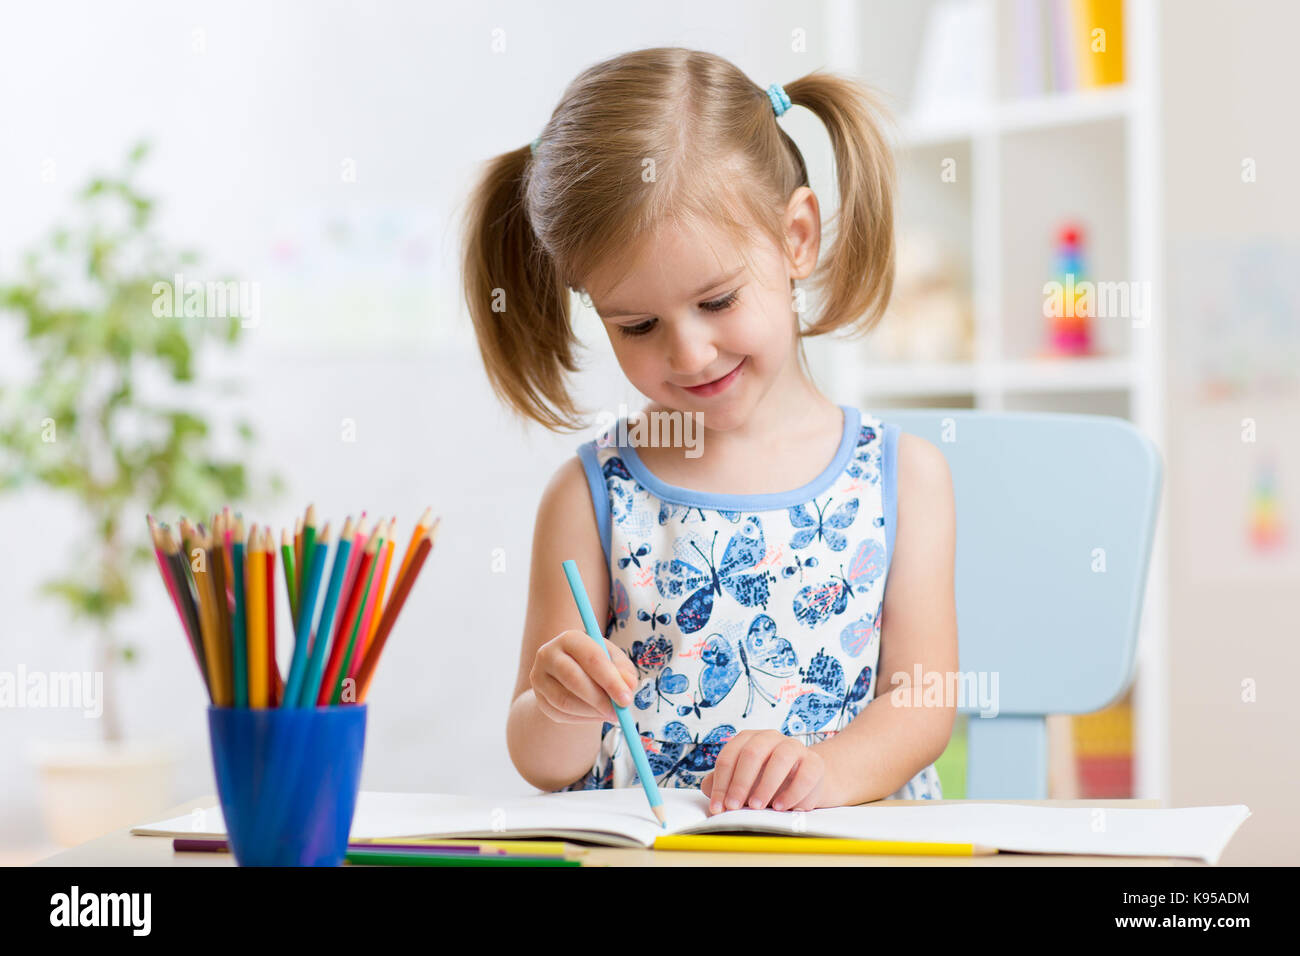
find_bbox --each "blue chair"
[884,409,1163,799]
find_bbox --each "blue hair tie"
[766,83,791,117]
[529,137,540,155]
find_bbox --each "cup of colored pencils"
[147,505,440,866]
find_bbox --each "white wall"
[1162,0,1300,865]
[0,0,846,848]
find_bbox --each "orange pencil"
[356,517,439,702]
[392,506,432,602]
[246,524,268,708]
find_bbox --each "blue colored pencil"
[282,527,332,708]
[298,519,354,707]
[561,559,667,828]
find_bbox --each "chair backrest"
[885,409,1163,798]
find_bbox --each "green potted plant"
[0,141,276,845]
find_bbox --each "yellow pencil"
[652,834,998,856]
[246,525,268,708]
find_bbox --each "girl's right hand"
[531,629,639,725]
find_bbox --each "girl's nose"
[665,318,718,379]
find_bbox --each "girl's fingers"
[553,652,619,718]
[707,735,745,812]
[722,738,772,812]
[770,757,823,811]
[537,671,607,722]
[745,744,802,810]
[568,633,634,707]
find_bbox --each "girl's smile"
[679,357,746,396]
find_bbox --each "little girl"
[463,47,957,813]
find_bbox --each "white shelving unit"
[821,0,1167,802]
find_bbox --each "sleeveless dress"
[556,404,943,801]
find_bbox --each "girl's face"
[581,188,821,431]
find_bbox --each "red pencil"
[317,526,380,704]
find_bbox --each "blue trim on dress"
[576,441,612,568]
[616,405,860,511]
[882,422,900,573]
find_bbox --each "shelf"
[849,355,1137,397]
[899,85,1132,148]
[997,86,1132,133]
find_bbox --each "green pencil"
[345,849,582,867]
[280,528,298,631]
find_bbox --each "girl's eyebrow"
[595,267,744,318]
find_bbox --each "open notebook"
[133,788,1251,863]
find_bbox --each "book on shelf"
[1013,0,1126,98]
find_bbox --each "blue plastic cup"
[207,704,367,866]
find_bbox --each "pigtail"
[460,145,583,431]
[783,72,897,337]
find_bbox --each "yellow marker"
[653,834,997,856]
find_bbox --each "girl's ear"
[784,186,821,281]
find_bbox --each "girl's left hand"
[701,730,832,814]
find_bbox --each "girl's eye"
[615,290,739,337]
[619,318,657,337]
[701,290,739,312]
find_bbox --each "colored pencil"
[355,519,438,702]
[349,522,393,683]
[343,849,581,867]
[295,518,352,707]
[230,521,249,708]
[341,512,370,603]
[174,837,580,859]
[208,514,234,697]
[280,528,298,632]
[293,515,304,602]
[563,557,666,828]
[156,505,437,711]
[246,525,268,708]
[221,507,235,607]
[652,834,999,856]
[331,514,369,655]
[392,506,432,603]
[149,517,208,696]
[282,525,333,708]
[317,517,375,702]
[299,504,317,615]
[184,521,228,707]
[265,528,282,706]
[322,522,383,704]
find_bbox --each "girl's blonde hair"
[461,46,895,431]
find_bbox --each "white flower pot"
[28,739,177,847]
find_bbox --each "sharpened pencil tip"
[652,804,668,827]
